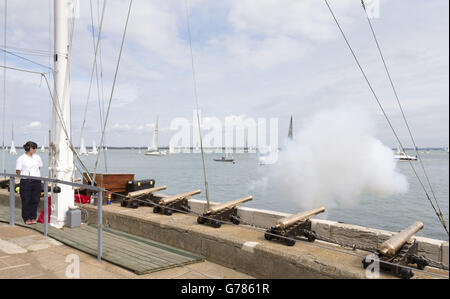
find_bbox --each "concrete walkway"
[0,223,253,279]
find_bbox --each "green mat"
[0,206,204,275]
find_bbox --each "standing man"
[16,141,43,225]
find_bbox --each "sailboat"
[88,140,98,155]
[145,117,167,156]
[214,148,234,163]
[79,138,88,156]
[394,146,417,161]
[40,137,46,152]
[9,124,17,155]
[9,140,17,155]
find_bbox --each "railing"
[1,173,104,261]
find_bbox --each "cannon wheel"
[399,267,414,279]
[197,216,206,224]
[212,220,222,228]
[231,217,240,225]
[153,206,161,214]
[264,231,273,241]
[284,238,296,246]
[416,258,427,271]
[164,209,173,216]
[130,201,139,209]
[120,200,127,207]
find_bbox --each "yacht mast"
[51,0,74,228]
[288,116,293,140]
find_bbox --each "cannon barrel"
[160,189,201,205]
[127,185,167,199]
[208,196,253,214]
[379,221,424,256]
[0,177,10,184]
[276,206,325,229]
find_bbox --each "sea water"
[2,149,448,241]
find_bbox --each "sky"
[0,0,448,148]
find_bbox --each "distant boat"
[79,138,88,156]
[9,125,17,155]
[394,146,417,161]
[9,140,17,155]
[40,137,46,152]
[88,140,98,155]
[145,117,167,156]
[214,152,234,163]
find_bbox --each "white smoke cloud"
[257,106,409,211]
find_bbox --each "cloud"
[227,0,354,41]
[1,0,448,147]
[26,121,42,129]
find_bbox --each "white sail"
[10,124,17,155]
[9,140,17,155]
[151,117,159,151]
[40,137,46,152]
[79,138,87,155]
[145,117,167,156]
[89,140,98,155]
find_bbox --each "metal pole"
[9,176,14,226]
[44,179,48,236]
[97,191,102,261]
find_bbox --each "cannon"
[362,221,428,279]
[0,177,10,189]
[120,185,167,209]
[264,207,325,246]
[197,196,253,228]
[153,189,201,216]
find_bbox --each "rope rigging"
[0,48,54,71]
[0,65,94,183]
[360,0,448,237]
[89,0,108,173]
[1,0,7,177]
[324,0,448,237]
[79,0,107,171]
[184,0,211,211]
[92,0,133,180]
[0,45,53,57]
